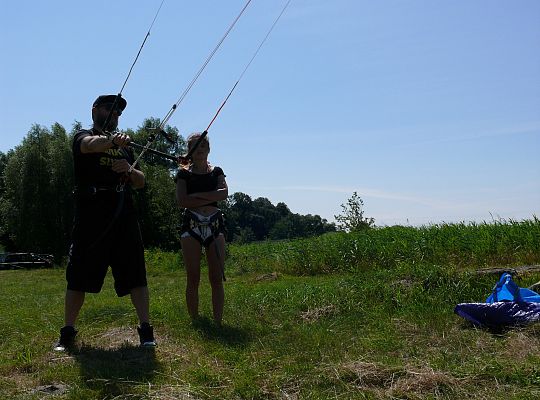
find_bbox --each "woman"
[175,133,228,325]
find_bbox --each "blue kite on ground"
[454,273,540,330]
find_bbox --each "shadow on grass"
[191,316,252,347]
[71,343,160,397]
[458,319,540,337]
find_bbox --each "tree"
[251,197,280,240]
[135,162,181,250]
[48,123,75,256]
[297,214,335,237]
[269,216,297,240]
[128,117,184,171]
[276,202,290,217]
[222,192,335,242]
[0,151,8,197]
[234,226,256,244]
[334,192,375,232]
[222,192,254,241]
[2,124,74,258]
[129,119,186,250]
[0,151,12,246]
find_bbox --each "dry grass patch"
[391,318,421,338]
[258,376,301,400]
[255,272,280,282]
[334,360,471,398]
[394,278,416,290]
[391,367,460,395]
[0,372,41,398]
[148,383,200,400]
[502,329,540,362]
[279,385,300,400]
[1,350,77,397]
[92,325,140,349]
[337,360,400,388]
[300,305,338,323]
[30,383,70,397]
[153,337,192,365]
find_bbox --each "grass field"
[1,219,539,399]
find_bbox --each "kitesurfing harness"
[180,210,226,248]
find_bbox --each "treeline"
[221,192,335,243]
[0,120,335,260]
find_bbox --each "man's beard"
[94,114,118,132]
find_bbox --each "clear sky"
[1,1,539,226]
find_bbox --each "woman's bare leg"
[181,236,202,320]
[206,235,225,325]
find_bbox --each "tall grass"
[226,217,540,276]
[144,248,182,271]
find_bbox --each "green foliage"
[222,192,335,242]
[226,217,540,276]
[0,151,11,245]
[334,191,375,232]
[127,117,185,172]
[135,162,182,250]
[1,124,74,259]
[125,118,186,250]
[144,247,182,271]
[0,151,8,196]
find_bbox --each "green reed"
[226,217,540,276]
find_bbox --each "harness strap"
[186,210,222,247]
[183,210,226,281]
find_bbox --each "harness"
[181,209,227,282]
[181,209,224,248]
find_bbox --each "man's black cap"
[92,94,127,111]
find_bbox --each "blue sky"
[1,0,539,226]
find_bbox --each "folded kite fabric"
[454,301,540,329]
[454,273,540,329]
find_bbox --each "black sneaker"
[53,326,77,352]
[137,322,157,347]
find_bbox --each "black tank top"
[175,166,225,207]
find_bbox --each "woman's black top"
[175,166,225,207]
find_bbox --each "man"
[54,94,156,351]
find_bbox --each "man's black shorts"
[66,207,147,297]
